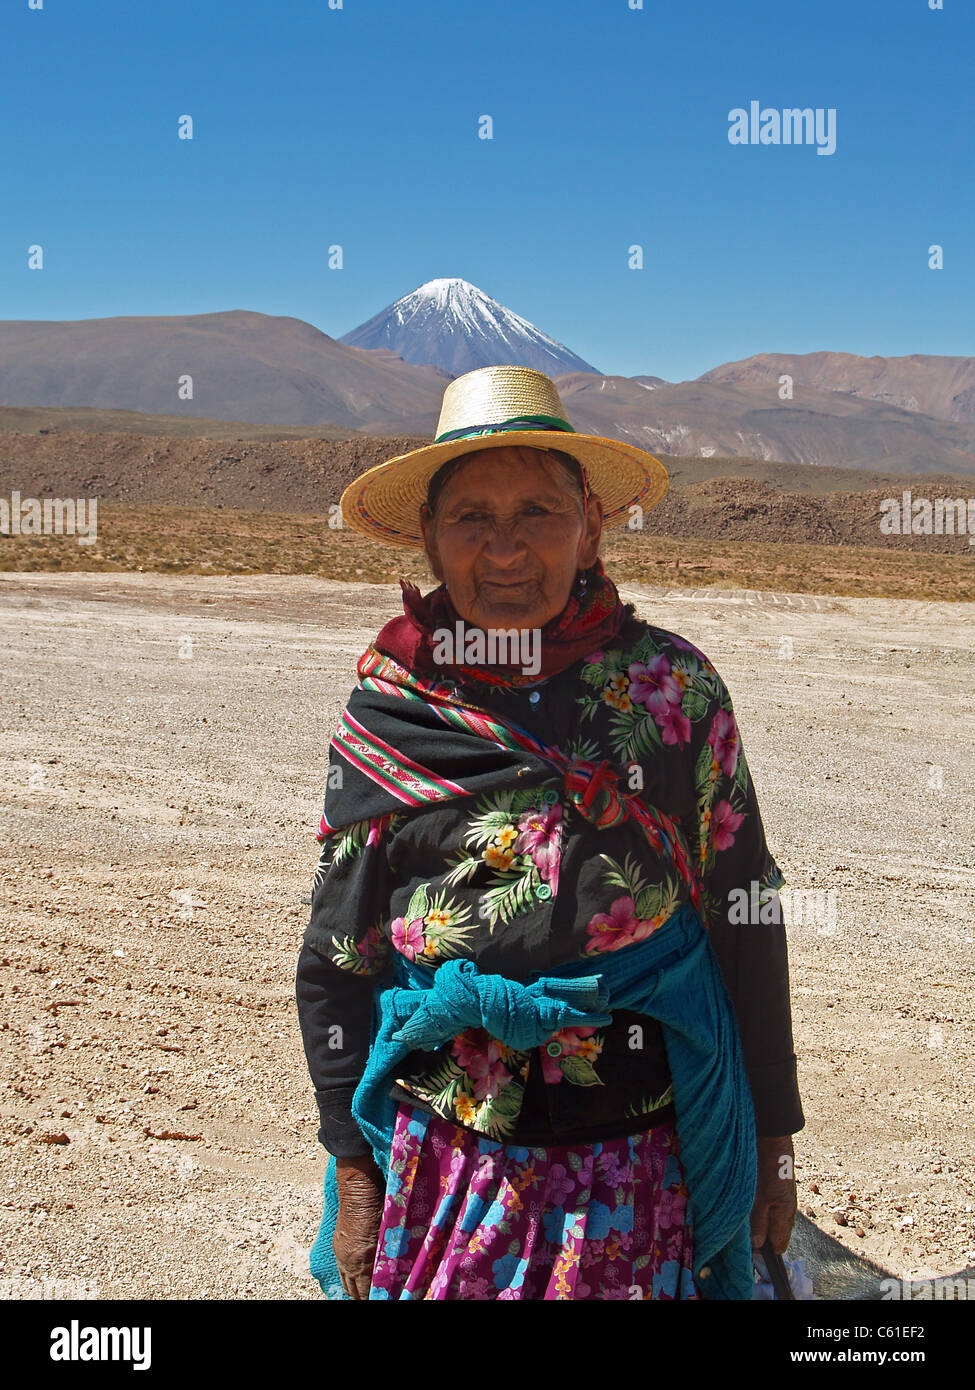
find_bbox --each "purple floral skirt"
[369,1103,701,1300]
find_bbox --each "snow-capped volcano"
[339,278,600,376]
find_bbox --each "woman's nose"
[481,521,527,563]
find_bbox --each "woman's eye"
[454,506,547,522]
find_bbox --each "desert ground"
[1,569,973,1300]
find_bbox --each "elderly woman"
[296,365,803,1301]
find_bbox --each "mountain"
[339,278,600,376]
[555,373,975,475]
[2,302,974,473]
[699,351,975,425]
[0,311,450,432]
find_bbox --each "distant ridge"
[700,350,975,425]
[553,373,975,476]
[1,301,974,472]
[0,310,449,432]
[340,277,600,376]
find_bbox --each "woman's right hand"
[333,1153,386,1299]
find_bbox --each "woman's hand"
[750,1134,797,1256]
[334,1153,386,1300]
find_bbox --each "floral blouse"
[296,615,804,1156]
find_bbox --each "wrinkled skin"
[333,1153,385,1299]
[752,1134,798,1256]
[420,446,602,630]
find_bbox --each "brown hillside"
[1,426,972,554]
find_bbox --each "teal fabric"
[309,1160,345,1299]
[310,900,757,1301]
[434,412,577,443]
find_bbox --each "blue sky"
[2,0,971,381]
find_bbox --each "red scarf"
[374,559,629,686]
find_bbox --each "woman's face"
[420,445,602,631]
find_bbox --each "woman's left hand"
[751,1134,797,1256]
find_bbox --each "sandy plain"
[1,570,973,1299]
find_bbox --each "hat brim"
[338,431,669,548]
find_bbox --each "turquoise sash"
[310,901,757,1300]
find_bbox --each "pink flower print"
[451,1028,514,1102]
[710,798,744,852]
[428,1129,449,1161]
[540,1025,601,1084]
[541,1051,563,1086]
[584,897,662,954]
[429,1264,451,1297]
[670,634,699,654]
[628,655,681,710]
[581,1238,606,1266]
[707,708,739,778]
[669,633,713,670]
[585,649,605,664]
[574,1150,596,1190]
[391,914,425,961]
[458,1276,492,1298]
[356,922,383,963]
[451,1027,489,1073]
[544,1162,575,1206]
[516,803,562,893]
[654,1183,686,1232]
[596,1149,633,1189]
[647,689,692,747]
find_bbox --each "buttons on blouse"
[536,883,552,901]
[545,1041,563,1058]
[528,691,541,705]
[540,789,559,807]
[698,1266,712,1281]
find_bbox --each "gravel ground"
[1,572,973,1300]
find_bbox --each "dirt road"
[1,572,973,1299]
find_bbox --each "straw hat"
[339,364,669,547]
